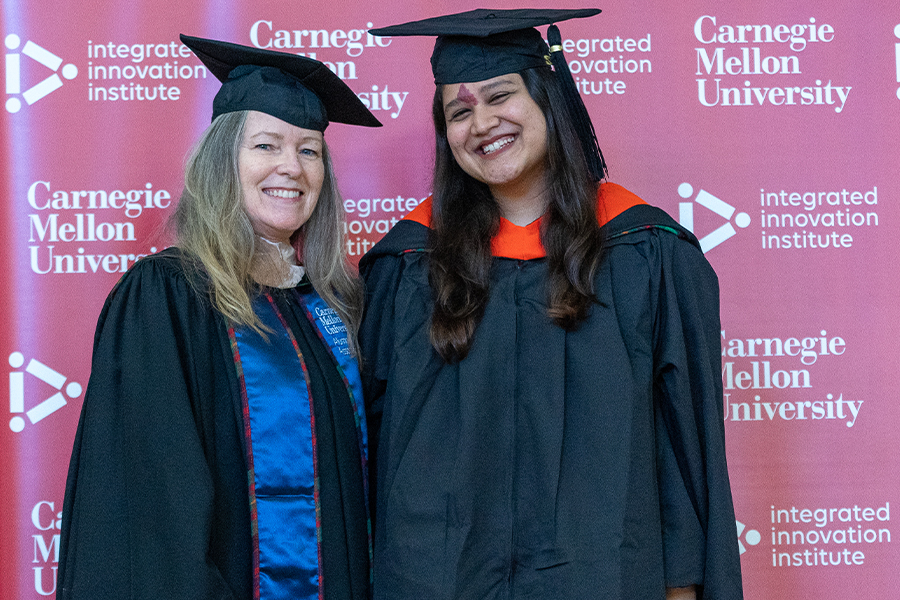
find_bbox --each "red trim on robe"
[402,182,647,260]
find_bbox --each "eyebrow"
[443,78,517,113]
[247,131,322,144]
[247,131,284,140]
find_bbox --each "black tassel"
[547,24,608,181]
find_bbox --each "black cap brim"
[369,8,600,38]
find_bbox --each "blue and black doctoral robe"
[57,248,370,600]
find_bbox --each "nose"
[276,151,303,178]
[470,104,499,135]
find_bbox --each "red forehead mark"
[457,84,477,105]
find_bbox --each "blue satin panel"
[295,289,368,464]
[234,295,319,600]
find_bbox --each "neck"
[490,175,550,227]
[250,236,305,289]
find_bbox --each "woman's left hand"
[666,585,697,600]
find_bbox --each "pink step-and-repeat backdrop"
[2,0,898,597]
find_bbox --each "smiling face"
[442,73,549,203]
[238,110,325,244]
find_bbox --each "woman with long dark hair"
[360,9,743,600]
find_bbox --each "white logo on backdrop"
[894,24,900,100]
[33,500,61,596]
[678,182,751,253]
[5,34,77,113]
[8,352,81,432]
[737,520,761,555]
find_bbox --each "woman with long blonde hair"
[57,36,380,600]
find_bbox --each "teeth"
[266,189,301,198]
[482,136,514,154]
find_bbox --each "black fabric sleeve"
[358,220,429,523]
[652,231,744,599]
[57,253,249,600]
[358,252,401,524]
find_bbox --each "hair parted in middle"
[428,66,605,363]
[170,109,363,351]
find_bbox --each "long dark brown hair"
[429,66,604,363]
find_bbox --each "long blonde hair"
[171,110,363,350]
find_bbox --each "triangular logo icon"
[8,351,82,432]
[677,182,751,253]
[5,34,78,113]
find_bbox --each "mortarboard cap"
[369,8,607,180]
[368,8,600,85]
[180,34,381,131]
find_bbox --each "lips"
[478,135,516,155]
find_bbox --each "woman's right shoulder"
[105,247,208,306]
[123,246,207,281]
[126,246,189,275]
[89,248,220,352]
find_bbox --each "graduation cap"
[180,34,381,131]
[369,8,606,180]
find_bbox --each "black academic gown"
[359,199,743,600]
[57,248,369,600]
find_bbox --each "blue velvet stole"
[230,288,367,600]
